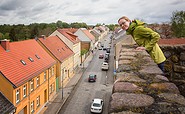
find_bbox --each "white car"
[90,98,104,113]
[101,62,109,70]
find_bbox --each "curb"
[55,59,90,114]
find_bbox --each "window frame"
[23,85,27,98]
[36,96,40,107]
[36,76,40,87]
[44,71,47,81]
[16,89,20,103]
[30,79,34,92]
[30,100,35,113]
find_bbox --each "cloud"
[0,0,185,25]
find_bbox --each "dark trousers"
[157,62,165,72]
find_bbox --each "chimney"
[1,39,10,52]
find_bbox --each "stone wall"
[109,44,185,114]
[160,44,185,97]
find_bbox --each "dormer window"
[20,60,26,65]
[28,57,34,62]
[65,46,69,49]
[57,49,61,52]
[35,54,40,59]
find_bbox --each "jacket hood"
[126,20,145,35]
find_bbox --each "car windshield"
[89,75,95,78]
[93,103,101,107]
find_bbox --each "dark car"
[106,48,110,53]
[88,74,97,82]
[104,54,109,62]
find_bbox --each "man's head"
[118,16,131,30]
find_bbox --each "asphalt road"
[58,34,114,114]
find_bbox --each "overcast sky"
[0,0,185,25]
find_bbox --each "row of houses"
[0,26,109,114]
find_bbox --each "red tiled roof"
[38,36,74,62]
[63,28,78,33]
[0,39,56,87]
[57,29,80,44]
[82,29,95,41]
[159,38,185,45]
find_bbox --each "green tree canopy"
[171,10,185,38]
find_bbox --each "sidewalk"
[41,52,94,114]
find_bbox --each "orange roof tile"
[63,28,78,33]
[159,38,185,45]
[82,29,95,41]
[38,36,74,62]
[0,39,56,87]
[57,29,80,44]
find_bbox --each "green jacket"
[126,20,166,64]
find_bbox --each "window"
[36,96,40,107]
[49,85,52,95]
[52,83,55,93]
[16,89,20,103]
[30,79,34,92]
[52,67,54,76]
[36,76,40,87]
[49,68,51,78]
[65,45,69,49]
[28,57,34,62]
[35,54,40,59]
[44,71,47,81]
[23,85,27,98]
[30,101,34,113]
[20,60,26,65]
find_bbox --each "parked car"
[90,98,104,113]
[99,54,104,59]
[88,74,96,82]
[98,47,102,50]
[104,53,109,62]
[101,62,109,70]
[101,44,104,48]
[103,47,107,50]
[106,48,110,53]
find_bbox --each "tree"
[56,20,63,28]
[107,24,116,31]
[171,10,185,38]
[30,24,39,38]
[9,27,18,41]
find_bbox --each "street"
[58,34,114,114]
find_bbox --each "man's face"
[118,19,130,30]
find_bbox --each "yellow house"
[50,29,81,71]
[0,39,57,114]
[36,35,74,88]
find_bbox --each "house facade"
[37,36,74,88]
[0,39,57,114]
[74,28,91,52]
[77,28,95,51]
[50,29,81,70]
